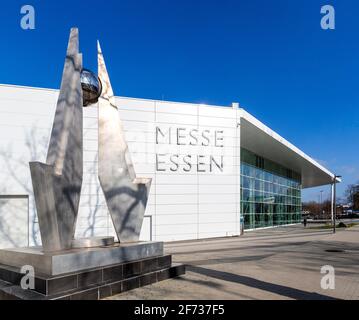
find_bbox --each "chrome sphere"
[81,69,102,107]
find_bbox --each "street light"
[333,175,342,234]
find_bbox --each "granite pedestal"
[0,242,185,300]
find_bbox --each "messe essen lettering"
[155,126,224,173]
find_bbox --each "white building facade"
[0,84,335,248]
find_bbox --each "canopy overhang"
[239,110,340,189]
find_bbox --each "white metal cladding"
[0,84,335,246]
[0,85,240,245]
[0,196,29,249]
[114,98,241,241]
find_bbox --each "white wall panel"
[139,216,152,241]
[156,184,197,195]
[118,110,155,122]
[131,164,156,175]
[199,203,237,214]
[122,120,155,133]
[0,196,29,249]
[155,204,197,215]
[198,105,236,118]
[156,214,198,225]
[115,97,155,112]
[198,174,237,185]
[156,194,197,205]
[156,174,197,185]
[0,87,59,246]
[0,85,241,244]
[156,101,198,115]
[198,117,236,128]
[199,184,238,194]
[156,113,198,126]
[128,141,156,154]
[83,128,98,140]
[198,194,237,204]
[198,212,237,223]
[156,224,198,236]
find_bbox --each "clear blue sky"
[0,0,358,202]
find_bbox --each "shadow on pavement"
[187,265,338,300]
[181,253,274,267]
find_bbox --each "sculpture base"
[0,241,163,276]
[0,255,185,300]
[71,236,115,249]
[0,242,185,300]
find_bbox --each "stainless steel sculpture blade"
[29,28,83,252]
[97,41,151,242]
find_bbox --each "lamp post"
[333,175,342,234]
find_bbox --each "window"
[240,148,302,230]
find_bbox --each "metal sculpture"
[97,41,152,242]
[29,28,151,251]
[29,28,83,252]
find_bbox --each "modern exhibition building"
[0,83,337,248]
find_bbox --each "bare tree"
[302,200,332,219]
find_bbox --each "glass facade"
[241,148,302,230]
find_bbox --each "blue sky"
[0,0,358,201]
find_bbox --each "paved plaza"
[108,223,359,300]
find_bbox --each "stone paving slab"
[107,224,359,300]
